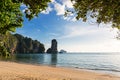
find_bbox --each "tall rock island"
[46,39,58,54]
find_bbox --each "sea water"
[1,53,120,76]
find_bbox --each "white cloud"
[58,23,118,39]
[57,23,120,52]
[21,0,75,21]
[62,13,77,22]
[59,26,100,39]
[40,0,76,21]
[53,2,65,15]
[53,0,76,20]
[50,0,55,3]
[60,39,120,52]
[48,33,59,36]
[41,6,53,14]
[61,0,73,8]
[71,17,77,22]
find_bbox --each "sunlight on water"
[1,53,120,76]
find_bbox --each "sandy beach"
[0,61,120,80]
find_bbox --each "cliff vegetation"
[0,33,45,57]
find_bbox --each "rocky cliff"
[0,33,45,55]
[46,39,58,54]
[14,34,45,53]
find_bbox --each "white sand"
[0,61,120,80]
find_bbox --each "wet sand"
[0,61,120,80]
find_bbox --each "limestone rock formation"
[59,49,67,53]
[14,34,45,53]
[46,39,58,54]
[0,33,45,55]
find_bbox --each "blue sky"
[16,0,120,52]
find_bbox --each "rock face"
[46,39,58,54]
[0,33,45,55]
[59,49,67,53]
[14,34,45,53]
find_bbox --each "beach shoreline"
[0,61,120,80]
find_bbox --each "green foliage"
[0,0,49,56]
[22,0,51,20]
[0,0,51,34]
[0,33,17,57]
[0,0,119,33]
[0,42,11,58]
[0,0,23,34]
[71,0,120,29]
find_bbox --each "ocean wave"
[74,67,120,72]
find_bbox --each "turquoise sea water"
[1,53,120,76]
